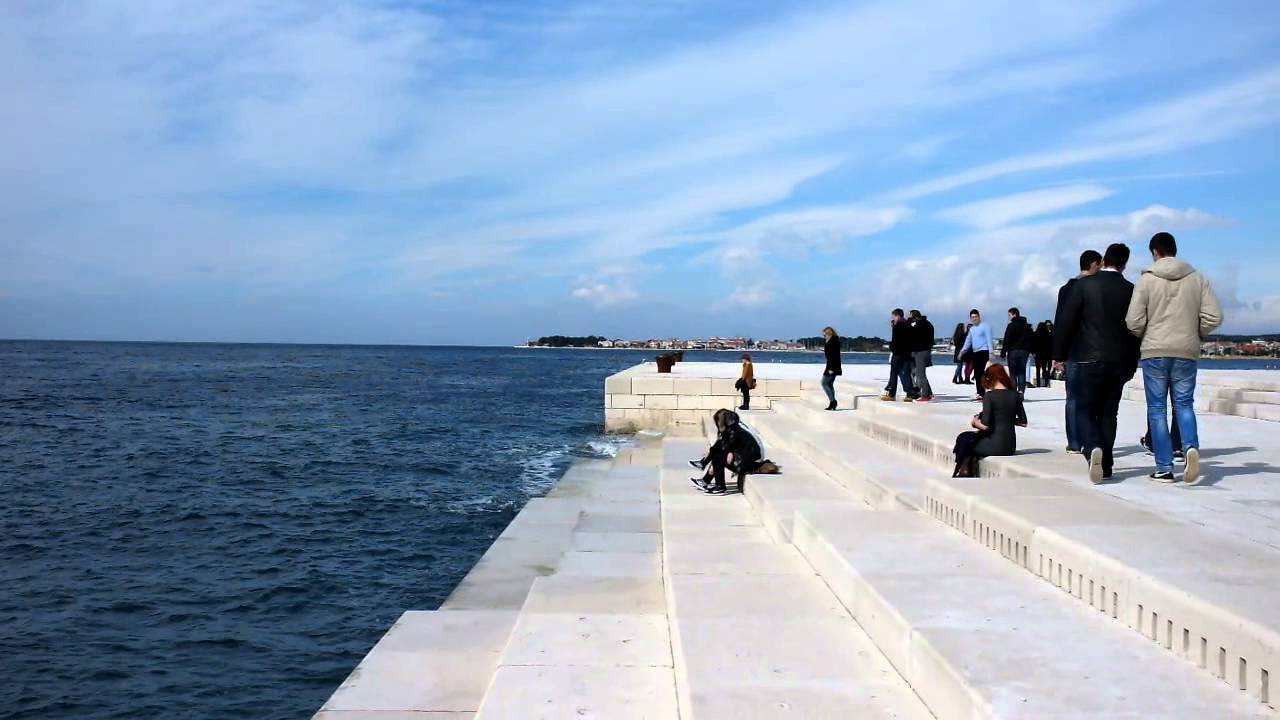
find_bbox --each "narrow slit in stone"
[1166,620,1173,650]
[1219,647,1227,679]
[1240,657,1247,691]
[1261,668,1268,704]
[1182,628,1190,656]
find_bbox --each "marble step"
[658,439,934,720]
[791,507,1274,719]
[314,609,518,719]
[475,449,677,719]
[750,406,936,510]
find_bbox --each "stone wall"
[604,366,814,431]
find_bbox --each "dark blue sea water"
[1,341,1273,719]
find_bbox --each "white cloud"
[862,204,1231,319]
[939,184,1113,229]
[571,281,638,308]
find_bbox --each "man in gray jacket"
[1125,232,1223,484]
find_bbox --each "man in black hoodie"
[908,309,935,402]
[881,308,918,401]
[1000,307,1033,396]
[1054,249,1102,453]
[1053,243,1139,484]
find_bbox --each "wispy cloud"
[939,185,1113,229]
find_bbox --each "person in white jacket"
[1125,232,1223,485]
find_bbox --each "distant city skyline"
[2,1,1279,345]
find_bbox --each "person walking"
[1000,307,1034,397]
[962,323,976,383]
[1125,232,1223,484]
[951,323,968,384]
[1054,250,1102,453]
[881,309,918,401]
[909,310,935,402]
[1054,243,1140,484]
[821,326,842,411]
[734,353,755,410]
[958,309,992,399]
[1033,320,1054,388]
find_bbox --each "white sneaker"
[1183,448,1201,485]
[1088,448,1105,485]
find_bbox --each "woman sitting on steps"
[953,363,1027,477]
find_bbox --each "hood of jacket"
[1145,257,1196,281]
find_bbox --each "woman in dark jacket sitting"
[953,363,1027,477]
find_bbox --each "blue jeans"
[1007,350,1029,395]
[1143,358,1200,473]
[1064,361,1080,450]
[886,354,916,397]
[821,372,837,404]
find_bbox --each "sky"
[2,0,1279,345]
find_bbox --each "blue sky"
[2,0,1278,344]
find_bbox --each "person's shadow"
[1107,446,1265,487]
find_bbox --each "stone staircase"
[746,392,1278,716]
[317,378,1278,718]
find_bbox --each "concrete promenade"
[315,361,1279,718]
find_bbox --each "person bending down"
[689,409,770,495]
[952,363,1027,477]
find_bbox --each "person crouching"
[689,409,770,495]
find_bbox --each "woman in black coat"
[953,363,1027,476]
[1033,321,1054,387]
[821,326,842,411]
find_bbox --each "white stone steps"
[791,508,1274,719]
[838,397,1280,704]
[475,448,679,719]
[314,609,518,719]
[657,440,935,720]
[750,407,935,510]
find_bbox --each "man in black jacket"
[1053,243,1139,483]
[1053,249,1102,453]
[1000,307,1033,396]
[881,308,918,401]
[908,310,935,402]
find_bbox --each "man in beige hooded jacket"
[1125,232,1223,484]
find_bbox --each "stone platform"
[315,361,1280,718]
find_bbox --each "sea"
[1,341,1274,719]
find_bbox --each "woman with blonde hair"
[821,326,842,411]
[734,353,756,410]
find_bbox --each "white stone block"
[319,610,516,714]
[570,531,662,554]
[476,666,678,720]
[765,379,803,396]
[521,576,667,614]
[673,377,712,395]
[644,394,678,410]
[700,395,740,411]
[672,409,703,424]
[632,376,675,395]
[605,375,633,394]
[555,551,662,577]
[676,395,702,410]
[499,612,672,667]
[711,378,738,395]
[611,394,644,409]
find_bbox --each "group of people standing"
[1053,232,1222,484]
[744,232,1222,489]
[877,232,1222,486]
